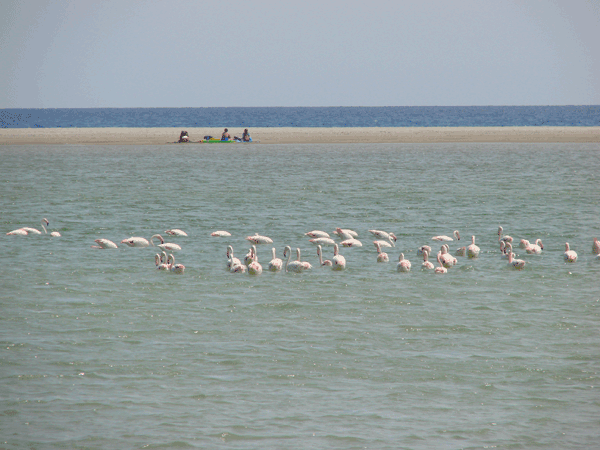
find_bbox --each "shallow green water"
[1,143,599,449]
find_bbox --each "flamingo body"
[507,250,526,270]
[432,230,460,242]
[309,237,336,246]
[317,245,332,266]
[525,239,544,255]
[7,228,29,236]
[226,245,242,269]
[397,253,411,272]
[305,230,330,239]
[434,252,447,274]
[268,248,283,272]
[466,235,480,259]
[592,238,600,255]
[375,242,389,263]
[564,243,577,263]
[165,229,188,236]
[332,244,346,271]
[211,230,232,237]
[247,248,262,275]
[151,234,181,251]
[121,237,150,247]
[421,250,434,270]
[340,238,362,248]
[333,228,358,239]
[245,233,273,245]
[92,238,118,249]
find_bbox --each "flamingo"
[230,262,247,273]
[466,235,480,259]
[156,251,169,270]
[507,248,526,270]
[309,237,336,246]
[592,238,600,255]
[332,244,346,271]
[211,230,232,237]
[440,245,458,269]
[39,218,61,236]
[121,237,150,247]
[416,245,432,256]
[91,238,118,249]
[340,238,362,248]
[245,233,273,245]
[564,242,577,263]
[373,232,397,248]
[7,218,50,236]
[305,230,331,239]
[226,245,242,269]
[168,253,185,274]
[375,242,389,263]
[498,226,513,243]
[432,230,460,241]
[6,228,29,236]
[455,246,466,257]
[247,247,263,275]
[283,246,307,273]
[439,245,456,268]
[525,239,544,254]
[24,218,50,235]
[165,229,187,236]
[519,239,530,249]
[150,234,181,251]
[317,245,332,266]
[397,253,411,272]
[434,251,447,274]
[499,241,511,259]
[297,248,313,270]
[369,230,397,245]
[421,249,435,270]
[333,228,358,239]
[244,245,258,265]
[268,247,283,272]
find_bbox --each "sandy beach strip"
[1,127,598,145]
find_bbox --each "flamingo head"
[390,233,397,243]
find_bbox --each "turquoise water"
[2,143,599,449]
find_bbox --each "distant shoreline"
[1,127,599,145]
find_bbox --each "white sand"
[1,127,599,145]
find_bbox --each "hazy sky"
[1,0,598,107]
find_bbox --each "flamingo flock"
[6,219,599,276]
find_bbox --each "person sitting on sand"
[221,128,231,141]
[242,128,251,142]
[178,130,189,143]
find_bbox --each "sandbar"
[1,127,598,145]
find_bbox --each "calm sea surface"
[1,142,599,449]
[1,105,600,128]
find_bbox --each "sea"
[1,107,599,449]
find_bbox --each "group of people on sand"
[177,128,251,143]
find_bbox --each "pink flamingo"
[421,250,435,270]
[332,244,346,271]
[396,253,411,272]
[466,235,480,259]
[317,245,332,266]
[564,243,577,263]
[434,251,447,274]
[375,242,389,263]
[268,247,283,272]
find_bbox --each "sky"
[1,0,598,108]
